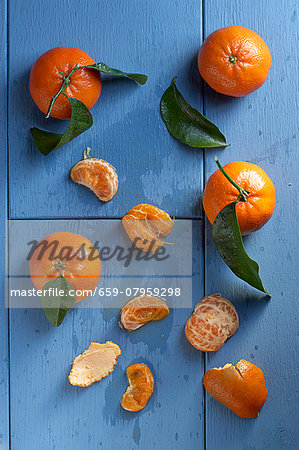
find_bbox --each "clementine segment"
[29,231,101,302]
[203,161,275,235]
[185,295,239,351]
[203,359,268,418]
[121,363,154,412]
[121,295,170,331]
[198,26,271,97]
[71,148,118,202]
[29,47,102,119]
[122,203,174,254]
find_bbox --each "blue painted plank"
[8,220,204,449]
[7,1,206,448]
[0,1,9,449]
[203,1,299,448]
[8,0,204,219]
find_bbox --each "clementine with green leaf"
[29,47,102,119]
[29,231,101,302]
[203,159,275,235]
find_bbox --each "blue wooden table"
[1,1,298,449]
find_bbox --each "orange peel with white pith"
[68,341,121,387]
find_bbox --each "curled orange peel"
[203,359,268,418]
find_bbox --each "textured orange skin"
[203,161,275,235]
[203,359,268,418]
[121,364,154,412]
[29,47,102,119]
[122,204,174,254]
[29,232,101,302]
[71,157,118,202]
[198,26,271,97]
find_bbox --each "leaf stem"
[45,61,147,118]
[45,64,82,118]
[52,260,66,277]
[215,157,250,202]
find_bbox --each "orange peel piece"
[121,295,170,331]
[122,203,174,254]
[203,359,268,418]
[121,363,154,412]
[71,149,118,202]
[68,341,121,387]
[185,294,239,351]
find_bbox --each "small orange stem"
[215,157,249,202]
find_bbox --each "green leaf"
[87,62,148,85]
[40,275,76,327]
[160,77,227,148]
[212,201,271,296]
[30,97,93,156]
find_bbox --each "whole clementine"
[203,160,275,235]
[29,231,101,302]
[29,47,102,119]
[198,26,271,97]
[203,359,268,418]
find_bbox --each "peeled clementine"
[203,359,268,418]
[29,47,102,119]
[198,26,271,97]
[121,363,154,412]
[29,231,101,302]
[203,161,275,235]
[122,203,174,254]
[71,147,118,202]
[185,295,239,351]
